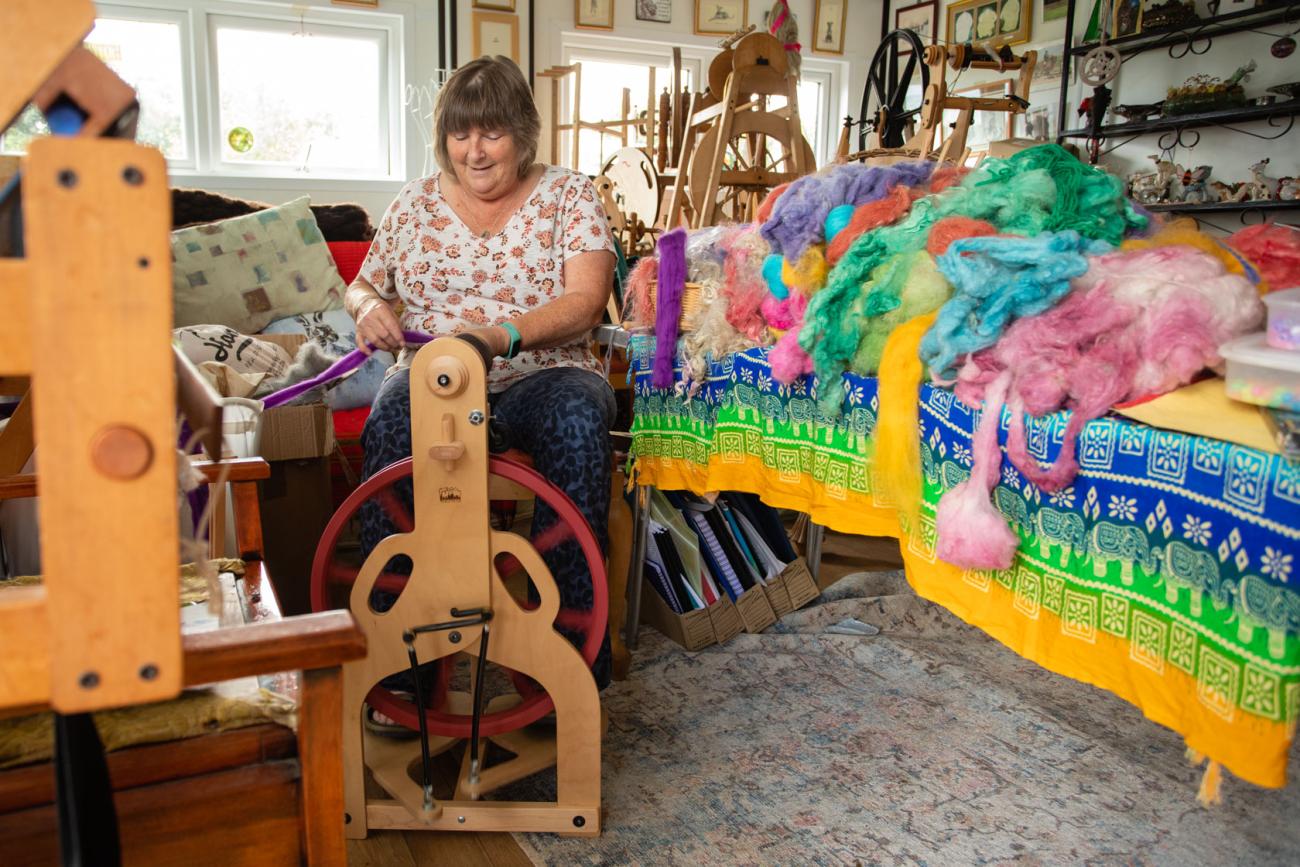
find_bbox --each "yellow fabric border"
[636,453,900,538]
[899,546,1292,789]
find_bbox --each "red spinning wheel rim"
[310,454,607,738]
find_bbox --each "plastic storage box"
[1264,288,1300,351]
[1220,333,1300,411]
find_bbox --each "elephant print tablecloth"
[629,337,1300,790]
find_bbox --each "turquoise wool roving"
[762,253,789,300]
[921,230,1112,380]
[824,204,855,244]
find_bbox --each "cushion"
[261,308,394,411]
[171,196,346,334]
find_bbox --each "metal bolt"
[457,816,466,824]
[449,631,462,644]
[137,256,150,269]
[573,815,586,828]
[437,373,451,387]
[57,169,77,188]
[79,671,100,689]
[122,166,144,185]
[139,663,159,681]
[468,410,485,426]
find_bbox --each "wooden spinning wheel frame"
[687,110,816,224]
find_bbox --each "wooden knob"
[426,356,468,398]
[90,425,153,480]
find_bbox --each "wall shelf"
[1068,1,1300,59]
[1142,199,1300,213]
[1059,100,1300,140]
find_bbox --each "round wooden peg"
[90,425,153,480]
[426,355,468,398]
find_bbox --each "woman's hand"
[356,301,404,354]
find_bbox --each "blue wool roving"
[922,230,1112,379]
[824,204,855,243]
[762,253,789,300]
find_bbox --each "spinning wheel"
[600,146,660,253]
[310,453,607,739]
[858,29,931,152]
[325,336,604,838]
[686,110,815,224]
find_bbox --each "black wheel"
[858,29,931,151]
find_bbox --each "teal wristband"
[501,321,522,359]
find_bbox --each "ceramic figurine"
[1211,180,1249,203]
[1178,165,1213,205]
[1242,158,1276,201]
[1278,177,1300,202]
[1128,154,1180,204]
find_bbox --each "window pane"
[796,78,823,154]
[2,18,186,159]
[86,18,188,159]
[1,106,51,156]
[570,59,692,176]
[215,24,385,173]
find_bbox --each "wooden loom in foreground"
[0,1,364,862]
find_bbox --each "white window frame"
[93,3,198,171]
[558,30,846,171]
[88,0,407,186]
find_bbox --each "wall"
[885,0,1298,206]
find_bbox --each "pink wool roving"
[1227,223,1300,291]
[625,256,657,326]
[767,294,815,382]
[721,225,772,341]
[935,371,1021,571]
[951,244,1263,495]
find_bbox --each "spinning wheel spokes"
[860,29,931,151]
[311,453,608,739]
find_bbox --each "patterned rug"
[510,573,1300,865]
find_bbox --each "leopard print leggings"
[360,365,615,689]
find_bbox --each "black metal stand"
[53,713,121,867]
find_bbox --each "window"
[1,1,404,182]
[561,34,843,174]
[566,56,694,177]
[210,17,390,175]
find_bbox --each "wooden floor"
[345,529,903,865]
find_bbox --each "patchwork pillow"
[261,308,394,411]
[172,196,346,333]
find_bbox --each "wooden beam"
[0,262,32,375]
[182,611,367,686]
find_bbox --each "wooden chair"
[0,457,366,865]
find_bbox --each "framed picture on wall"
[472,0,516,11]
[695,0,748,36]
[576,0,615,30]
[472,11,520,62]
[894,1,938,53]
[946,0,1033,47]
[1042,0,1068,21]
[636,0,671,23]
[813,0,847,54]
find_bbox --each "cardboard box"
[734,584,777,633]
[259,402,335,462]
[763,572,795,618]
[780,557,821,610]
[640,581,718,651]
[706,596,745,644]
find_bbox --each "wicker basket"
[647,280,704,330]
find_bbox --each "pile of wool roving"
[633,145,1278,572]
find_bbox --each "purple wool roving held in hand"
[652,228,688,390]
[260,330,434,408]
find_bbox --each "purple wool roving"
[652,227,688,390]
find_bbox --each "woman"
[345,56,616,692]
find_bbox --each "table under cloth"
[628,335,1300,790]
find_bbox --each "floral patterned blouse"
[359,165,615,391]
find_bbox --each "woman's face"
[446,127,519,200]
